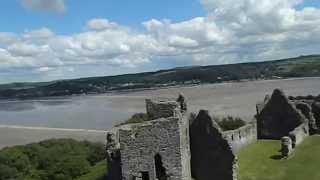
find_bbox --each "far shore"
[1,76,320,102]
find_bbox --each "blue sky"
[0,0,205,34]
[0,0,320,83]
[298,0,320,8]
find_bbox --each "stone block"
[281,136,292,158]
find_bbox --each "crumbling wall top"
[145,98,181,120]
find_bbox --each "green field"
[238,136,320,180]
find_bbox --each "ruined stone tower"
[106,94,241,180]
[113,96,192,180]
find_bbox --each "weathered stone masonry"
[119,117,191,180]
[109,98,192,180]
[106,88,320,179]
[106,131,122,180]
[256,89,307,139]
[190,110,237,180]
[223,121,257,153]
[107,95,239,180]
[256,89,320,156]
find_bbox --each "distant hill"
[1,55,320,99]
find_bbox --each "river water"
[0,78,319,131]
[0,78,319,148]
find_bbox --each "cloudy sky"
[0,0,319,83]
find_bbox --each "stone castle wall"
[106,89,318,180]
[223,120,257,153]
[312,102,320,128]
[256,89,307,139]
[294,101,318,134]
[289,122,309,147]
[118,117,191,180]
[117,96,192,180]
[190,110,237,180]
[179,113,192,180]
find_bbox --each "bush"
[127,113,148,123]
[218,116,246,131]
[0,139,106,180]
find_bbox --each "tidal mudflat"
[0,77,319,148]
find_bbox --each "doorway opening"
[141,171,150,180]
[154,154,167,180]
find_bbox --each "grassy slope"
[77,161,107,180]
[238,136,320,180]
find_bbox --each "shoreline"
[0,125,107,149]
[1,76,320,101]
[0,125,108,133]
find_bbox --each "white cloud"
[21,0,66,13]
[0,32,18,45]
[36,66,55,72]
[2,0,320,83]
[86,19,120,31]
[168,35,199,48]
[23,28,54,40]
[8,43,40,57]
[189,0,320,63]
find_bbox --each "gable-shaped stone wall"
[190,110,237,180]
[257,89,307,139]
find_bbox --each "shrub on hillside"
[0,139,105,180]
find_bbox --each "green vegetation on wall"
[217,116,246,131]
[116,113,148,126]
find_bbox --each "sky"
[0,0,320,83]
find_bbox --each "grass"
[76,160,107,180]
[238,136,320,180]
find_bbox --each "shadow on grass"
[270,154,283,160]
